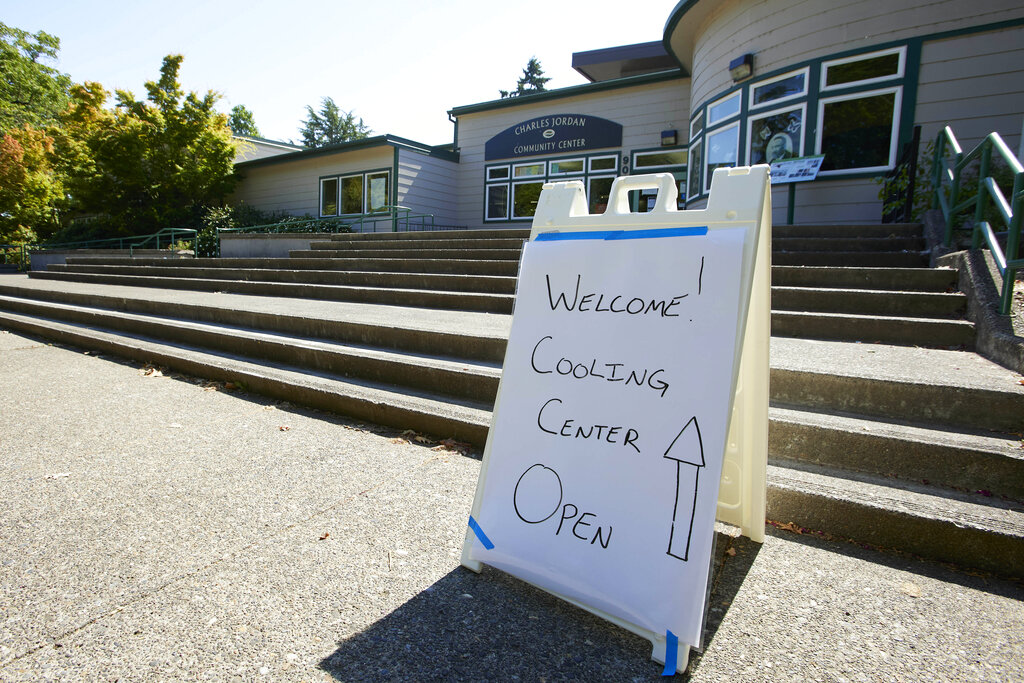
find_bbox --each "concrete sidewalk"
[0,329,1021,682]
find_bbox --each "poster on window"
[749,108,802,165]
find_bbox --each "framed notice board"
[463,168,771,674]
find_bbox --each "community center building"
[230,0,1024,228]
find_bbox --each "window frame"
[706,90,742,127]
[548,157,586,177]
[632,147,688,171]
[745,102,807,165]
[319,177,339,217]
[485,183,510,221]
[512,161,546,178]
[820,45,906,92]
[748,66,809,111]
[510,179,545,220]
[814,85,903,176]
[704,121,740,193]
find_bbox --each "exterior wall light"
[729,53,754,82]
[661,129,678,146]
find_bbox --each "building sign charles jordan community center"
[485,114,624,160]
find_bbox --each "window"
[707,91,741,126]
[588,176,614,214]
[687,142,702,200]
[549,158,584,175]
[320,178,338,216]
[689,111,704,141]
[367,171,389,212]
[821,47,905,91]
[747,104,805,165]
[487,166,510,181]
[749,68,808,109]
[513,162,545,177]
[486,185,509,220]
[589,155,617,172]
[485,153,622,221]
[705,123,739,192]
[512,181,544,219]
[633,149,687,169]
[340,175,364,214]
[319,169,390,216]
[816,87,901,173]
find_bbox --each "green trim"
[449,69,686,117]
[393,147,400,232]
[661,0,701,70]
[317,166,393,218]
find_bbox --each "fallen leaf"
[318,532,330,541]
[224,382,239,390]
[390,438,406,444]
[725,547,737,556]
[414,435,434,444]
[45,472,71,480]
[899,581,921,598]
[278,426,291,431]
[263,405,277,411]
[140,365,164,377]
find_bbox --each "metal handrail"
[932,126,1023,314]
[218,206,437,235]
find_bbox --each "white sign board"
[769,155,824,184]
[463,169,770,674]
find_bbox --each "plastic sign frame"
[462,168,771,674]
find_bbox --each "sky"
[3,0,678,146]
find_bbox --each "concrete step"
[766,462,1024,578]
[299,247,524,261]
[771,338,1024,434]
[772,286,966,318]
[0,297,502,405]
[769,406,1024,500]
[772,236,925,252]
[772,251,930,267]
[772,223,922,238]
[328,228,532,241]
[771,266,957,292]
[0,308,491,445]
[27,270,516,314]
[64,256,520,276]
[50,264,519,295]
[0,281,509,363]
[772,310,975,347]
[308,237,528,251]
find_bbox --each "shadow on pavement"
[318,532,759,681]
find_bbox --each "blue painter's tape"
[662,630,679,676]
[534,226,708,242]
[468,516,495,550]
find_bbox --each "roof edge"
[449,68,687,117]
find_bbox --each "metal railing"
[219,206,438,236]
[931,126,1023,315]
[1,244,29,270]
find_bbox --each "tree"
[0,125,63,242]
[54,55,238,235]
[228,104,260,137]
[299,97,371,148]
[0,22,71,135]
[499,57,551,99]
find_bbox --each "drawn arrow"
[663,416,705,562]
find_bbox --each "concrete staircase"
[1,224,1021,578]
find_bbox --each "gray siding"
[916,26,1024,153]
[231,147,393,217]
[685,0,1024,110]
[453,79,690,229]
[397,150,460,227]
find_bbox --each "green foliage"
[299,97,371,148]
[54,55,238,235]
[0,23,71,135]
[228,104,260,137]
[499,57,551,99]
[0,125,63,242]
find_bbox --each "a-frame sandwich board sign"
[462,166,770,674]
